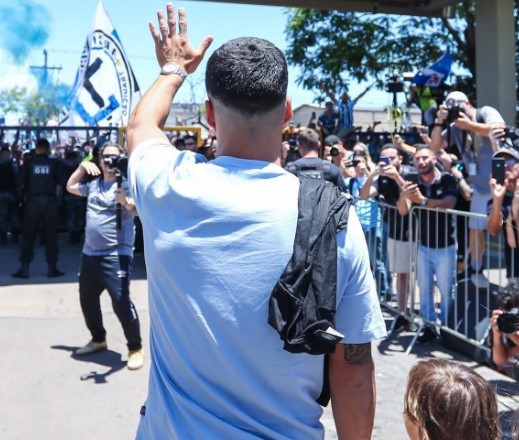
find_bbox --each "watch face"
[161,64,186,79]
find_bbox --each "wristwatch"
[420,197,428,207]
[160,63,187,80]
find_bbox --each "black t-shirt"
[374,174,409,241]
[414,172,458,248]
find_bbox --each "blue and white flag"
[59,0,140,127]
[412,50,452,88]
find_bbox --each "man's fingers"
[178,8,187,36]
[198,36,214,55]
[166,3,176,36]
[149,21,160,44]
[157,9,169,39]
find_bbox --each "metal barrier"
[355,198,511,360]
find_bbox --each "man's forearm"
[359,174,376,200]
[429,126,445,151]
[127,74,184,155]
[487,202,503,235]
[66,166,86,196]
[329,343,375,440]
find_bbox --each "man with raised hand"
[126,3,386,439]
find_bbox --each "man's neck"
[419,169,437,186]
[302,151,319,159]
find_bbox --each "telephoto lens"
[497,313,519,334]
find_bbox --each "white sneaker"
[127,348,145,370]
[75,340,108,356]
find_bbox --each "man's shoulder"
[477,105,505,123]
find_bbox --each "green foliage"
[285,3,478,101]
[0,84,70,125]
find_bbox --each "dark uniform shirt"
[285,157,347,192]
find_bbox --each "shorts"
[469,189,491,229]
[387,238,411,274]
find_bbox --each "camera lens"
[497,313,519,334]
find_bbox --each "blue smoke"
[0,0,52,63]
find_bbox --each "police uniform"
[285,157,347,192]
[13,151,66,278]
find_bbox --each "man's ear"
[283,96,293,125]
[205,100,216,129]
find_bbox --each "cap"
[324,135,341,146]
[493,147,519,161]
[445,91,469,103]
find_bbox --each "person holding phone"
[398,146,458,343]
[359,144,412,331]
[487,147,519,280]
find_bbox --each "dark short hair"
[183,135,197,143]
[404,359,499,440]
[414,144,434,155]
[379,143,397,155]
[297,128,319,151]
[205,37,288,116]
[496,280,519,310]
[35,138,50,150]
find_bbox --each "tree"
[284,1,513,104]
[0,84,71,125]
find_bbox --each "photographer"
[285,128,347,192]
[323,134,355,179]
[66,142,144,370]
[487,147,519,281]
[430,91,505,286]
[490,281,519,378]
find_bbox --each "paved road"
[1,235,518,439]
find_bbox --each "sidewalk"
[1,234,518,439]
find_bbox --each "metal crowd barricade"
[363,200,510,361]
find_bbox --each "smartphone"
[380,156,390,165]
[492,157,505,185]
[406,173,419,185]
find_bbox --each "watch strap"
[160,63,187,80]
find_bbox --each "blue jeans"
[417,244,455,324]
[363,226,389,298]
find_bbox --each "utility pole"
[29,50,62,87]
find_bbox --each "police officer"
[12,138,66,279]
[284,128,347,192]
[0,145,17,244]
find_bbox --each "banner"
[412,50,452,88]
[59,0,140,127]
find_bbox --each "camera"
[102,154,128,177]
[288,139,298,151]
[497,126,519,150]
[384,70,405,94]
[330,145,340,157]
[497,310,519,334]
[445,103,465,125]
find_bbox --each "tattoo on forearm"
[343,343,372,366]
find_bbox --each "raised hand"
[149,3,213,74]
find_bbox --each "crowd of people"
[1,2,519,436]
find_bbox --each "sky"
[0,0,391,120]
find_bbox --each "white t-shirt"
[128,139,386,440]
